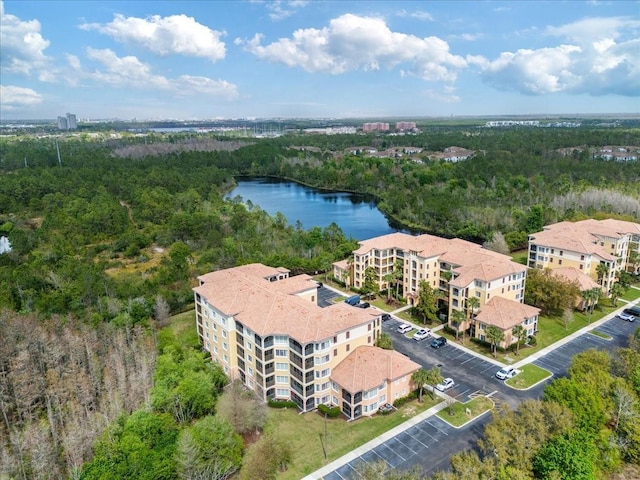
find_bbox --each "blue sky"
[1,0,639,120]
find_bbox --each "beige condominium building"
[527,219,640,296]
[193,263,419,418]
[335,233,537,350]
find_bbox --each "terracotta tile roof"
[529,223,616,261]
[331,346,420,393]
[550,266,600,291]
[194,265,377,343]
[450,260,526,287]
[475,297,540,330]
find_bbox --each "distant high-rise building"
[57,113,78,130]
[362,122,389,132]
[66,113,77,129]
[396,121,416,130]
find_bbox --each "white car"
[435,378,455,392]
[397,323,413,334]
[617,312,636,322]
[495,366,518,380]
[413,328,432,341]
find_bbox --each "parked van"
[345,295,361,306]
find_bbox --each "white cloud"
[266,0,309,21]
[396,9,434,21]
[422,85,460,103]
[0,1,51,75]
[80,13,226,62]
[481,16,640,96]
[240,14,467,82]
[81,48,238,99]
[0,85,43,110]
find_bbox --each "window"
[246,342,252,351]
[247,355,253,364]
[333,349,338,357]
[346,331,350,339]
[222,330,227,338]
[276,388,288,397]
[248,367,253,376]
[276,376,288,384]
[214,346,219,354]
[579,264,583,269]
[214,335,218,343]
[346,344,350,352]
[276,362,287,370]
[223,342,228,351]
[558,259,563,265]
[275,335,288,345]
[275,349,287,357]
[315,354,330,365]
[223,354,228,363]
[475,292,481,298]
[368,336,371,344]
[368,323,372,331]
[316,369,330,378]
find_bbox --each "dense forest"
[1,124,639,478]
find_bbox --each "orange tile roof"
[194,265,378,343]
[550,266,600,291]
[475,297,540,330]
[529,224,616,260]
[331,346,420,393]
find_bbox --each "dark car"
[623,306,640,317]
[381,313,391,322]
[430,337,447,349]
[357,302,371,309]
[378,403,394,414]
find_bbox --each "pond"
[225,177,403,240]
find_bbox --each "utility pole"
[55,140,62,166]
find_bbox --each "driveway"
[310,310,636,479]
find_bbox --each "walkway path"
[305,284,640,480]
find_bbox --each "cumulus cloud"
[239,13,466,82]
[80,13,226,62]
[0,1,51,75]
[0,85,43,110]
[81,48,238,99]
[481,16,640,96]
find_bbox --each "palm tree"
[609,282,626,307]
[465,296,480,344]
[451,309,466,341]
[411,369,431,403]
[596,263,610,289]
[511,324,526,356]
[486,325,505,358]
[424,367,445,400]
[382,272,395,302]
[393,259,404,299]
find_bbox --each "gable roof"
[550,266,600,291]
[331,346,420,393]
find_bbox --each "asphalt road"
[318,308,637,479]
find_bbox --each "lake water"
[225,177,401,240]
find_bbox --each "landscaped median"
[505,363,552,390]
[436,396,494,428]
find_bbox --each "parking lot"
[317,285,344,308]
[321,416,455,480]
[315,308,638,479]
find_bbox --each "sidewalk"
[301,397,449,480]
[512,297,639,369]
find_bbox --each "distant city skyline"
[1,0,639,120]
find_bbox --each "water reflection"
[225,177,400,240]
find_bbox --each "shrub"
[317,404,341,418]
[393,390,418,408]
[268,399,298,409]
[528,335,537,346]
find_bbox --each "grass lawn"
[589,329,612,340]
[267,396,441,480]
[511,249,529,266]
[505,364,552,390]
[620,287,640,302]
[437,396,493,427]
[441,302,618,364]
